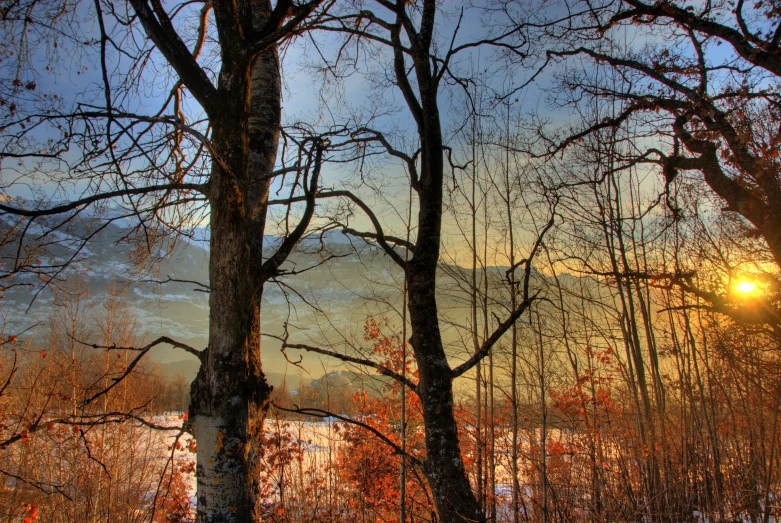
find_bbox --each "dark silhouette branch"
[273,338,418,393]
[273,404,422,466]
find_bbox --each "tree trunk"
[410,278,485,523]
[189,3,281,521]
[407,116,485,523]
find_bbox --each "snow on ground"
[148,415,603,520]
[150,414,345,518]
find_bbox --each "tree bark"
[406,90,485,523]
[189,3,281,522]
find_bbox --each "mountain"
[0,216,405,381]
[0,216,555,385]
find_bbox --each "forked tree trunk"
[189,3,281,522]
[378,1,486,519]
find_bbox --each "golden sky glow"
[736,281,757,294]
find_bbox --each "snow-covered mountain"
[0,216,404,382]
[0,215,555,386]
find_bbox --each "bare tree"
[503,0,781,273]
[271,3,558,520]
[0,1,335,521]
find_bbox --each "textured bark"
[121,0,320,521]
[188,2,280,522]
[400,7,486,517]
[409,139,484,523]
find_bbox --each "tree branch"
[0,183,207,218]
[277,339,417,393]
[78,336,203,406]
[128,0,218,112]
[273,404,422,466]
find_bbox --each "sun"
[736,281,757,294]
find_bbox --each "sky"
[5,0,745,379]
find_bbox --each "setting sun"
[736,281,757,294]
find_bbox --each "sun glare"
[736,281,757,294]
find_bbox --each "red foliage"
[335,319,433,522]
[21,504,38,523]
[154,462,194,523]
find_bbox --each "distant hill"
[0,215,559,382]
[157,358,311,390]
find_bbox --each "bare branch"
[0,183,206,218]
[78,336,203,406]
[273,404,421,466]
[273,338,418,393]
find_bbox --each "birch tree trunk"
[188,3,280,522]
